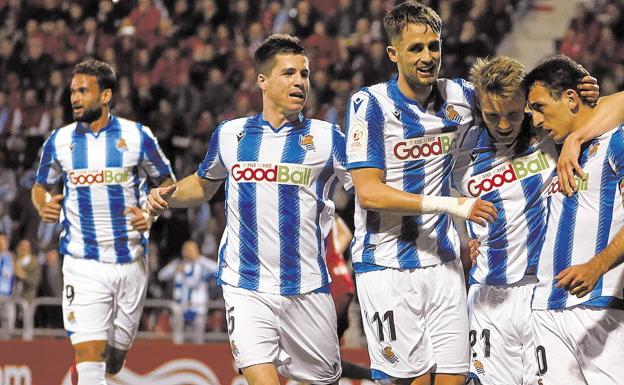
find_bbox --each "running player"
[31,59,175,385]
[146,34,348,385]
[525,55,624,385]
[345,2,496,384]
[454,56,624,385]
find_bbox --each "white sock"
[76,361,107,385]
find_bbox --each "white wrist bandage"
[420,195,477,220]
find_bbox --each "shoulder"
[46,122,77,146]
[441,78,475,103]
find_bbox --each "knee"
[74,341,107,363]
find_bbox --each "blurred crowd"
[0,0,527,339]
[557,0,624,96]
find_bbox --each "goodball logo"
[231,162,312,186]
[393,133,456,161]
[68,168,130,186]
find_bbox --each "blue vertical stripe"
[389,80,424,268]
[139,123,171,176]
[589,142,618,300]
[278,120,310,295]
[521,174,546,274]
[547,191,579,308]
[72,127,99,259]
[435,106,461,261]
[197,122,225,176]
[237,117,262,290]
[483,191,508,284]
[362,210,381,265]
[105,120,131,263]
[35,128,60,185]
[315,156,334,288]
[362,89,386,166]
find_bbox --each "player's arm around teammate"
[557,91,624,195]
[351,168,497,225]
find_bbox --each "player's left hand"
[555,261,603,298]
[557,132,586,197]
[468,239,480,265]
[577,74,599,107]
[124,206,153,232]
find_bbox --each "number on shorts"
[536,345,548,375]
[468,329,491,358]
[372,310,396,341]
[481,329,491,357]
[226,306,235,335]
[65,285,75,305]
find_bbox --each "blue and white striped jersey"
[453,121,557,285]
[533,125,624,310]
[0,251,13,296]
[35,116,174,264]
[345,77,476,272]
[197,114,350,295]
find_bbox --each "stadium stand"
[0,0,530,342]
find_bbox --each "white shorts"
[222,285,341,384]
[356,258,470,380]
[467,281,537,385]
[62,256,148,350]
[532,307,624,385]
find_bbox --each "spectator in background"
[0,152,16,239]
[0,233,15,339]
[13,239,41,305]
[36,248,63,328]
[158,240,217,343]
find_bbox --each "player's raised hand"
[38,194,64,223]
[124,206,152,232]
[577,74,599,107]
[469,239,480,265]
[467,198,497,226]
[555,261,602,298]
[557,133,586,197]
[146,184,177,216]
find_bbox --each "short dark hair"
[384,1,442,43]
[254,34,306,74]
[73,58,117,92]
[523,55,589,104]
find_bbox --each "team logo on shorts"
[382,346,398,364]
[299,134,316,151]
[68,311,76,322]
[473,359,485,375]
[116,138,128,152]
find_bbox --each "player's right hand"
[38,194,64,223]
[557,132,586,197]
[468,199,497,226]
[146,184,177,216]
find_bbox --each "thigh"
[278,291,341,384]
[222,285,280,369]
[424,259,470,375]
[356,268,434,380]
[62,257,114,345]
[531,310,586,385]
[110,258,149,350]
[572,308,624,385]
[467,283,536,385]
